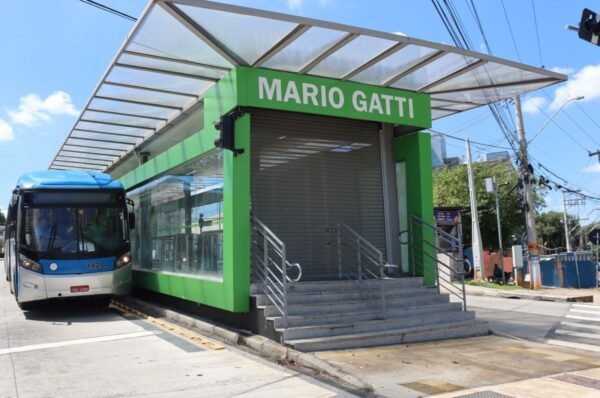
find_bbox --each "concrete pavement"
[464,284,598,304]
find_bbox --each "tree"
[433,160,545,251]
[536,210,578,252]
[0,210,5,225]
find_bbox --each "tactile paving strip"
[400,379,464,395]
[551,374,600,390]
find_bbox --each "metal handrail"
[251,216,302,343]
[406,214,467,311]
[336,221,389,316]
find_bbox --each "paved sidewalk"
[464,284,598,304]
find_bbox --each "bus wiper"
[47,224,57,252]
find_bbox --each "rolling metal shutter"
[251,109,386,280]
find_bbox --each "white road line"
[561,321,600,331]
[0,331,156,356]
[566,315,600,322]
[555,329,600,340]
[547,339,600,353]
[571,304,600,309]
[570,309,600,315]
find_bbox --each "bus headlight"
[116,253,131,268]
[19,254,43,273]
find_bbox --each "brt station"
[49,0,565,349]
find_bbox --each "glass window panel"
[352,44,437,85]
[430,62,545,92]
[392,53,478,91]
[76,121,150,137]
[89,98,177,120]
[71,131,143,145]
[128,150,224,279]
[97,85,192,108]
[108,66,214,96]
[118,53,227,80]
[82,111,160,129]
[128,5,231,68]
[263,27,348,72]
[66,138,131,152]
[310,36,398,78]
[179,5,297,65]
[431,109,458,119]
[431,81,552,104]
[62,145,124,157]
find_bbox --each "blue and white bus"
[3,170,134,309]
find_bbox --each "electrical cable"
[499,0,522,62]
[79,0,137,22]
[531,0,544,67]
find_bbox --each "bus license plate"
[70,285,89,293]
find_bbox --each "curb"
[115,296,369,391]
[465,287,594,303]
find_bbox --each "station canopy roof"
[50,0,566,172]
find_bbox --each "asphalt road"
[467,294,600,353]
[0,261,354,398]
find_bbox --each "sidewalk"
[464,283,599,304]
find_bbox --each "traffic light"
[214,112,244,156]
[578,8,600,46]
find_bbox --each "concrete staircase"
[252,277,488,351]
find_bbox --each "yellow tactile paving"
[109,300,225,351]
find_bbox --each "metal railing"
[251,217,301,342]
[406,214,467,311]
[336,221,389,316]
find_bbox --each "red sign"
[70,285,89,293]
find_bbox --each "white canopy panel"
[50,0,566,172]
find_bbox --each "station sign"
[238,67,431,128]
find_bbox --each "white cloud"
[549,64,600,111]
[393,31,407,37]
[8,91,78,127]
[522,96,546,114]
[549,66,575,75]
[583,162,600,173]
[286,0,303,9]
[0,118,14,142]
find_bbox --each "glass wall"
[128,150,224,279]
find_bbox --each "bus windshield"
[21,207,127,257]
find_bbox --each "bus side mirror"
[128,213,136,230]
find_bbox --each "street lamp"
[528,96,585,144]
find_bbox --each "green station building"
[49,0,565,350]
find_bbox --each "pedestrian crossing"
[546,303,600,353]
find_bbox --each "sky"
[1,0,599,229]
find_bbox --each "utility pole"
[466,139,484,279]
[562,191,586,251]
[514,96,542,289]
[485,176,505,283]
[563,190,572,252]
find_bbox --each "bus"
[3,170,135,309]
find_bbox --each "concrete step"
[280,310,476,340]
[287,319,490,351]
[268,302,463,329]
[263,293,449,317]
[250,277,424,295]
[255,285,438,306]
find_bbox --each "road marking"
[570,309,600,315]
[0,331,155,356]
[555,329,600,340]
[547,339,600,353]
[572,304,600,309]
[566,315,600,322]
[561,321,600,331]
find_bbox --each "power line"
[79,0,137,22]
[499,0,522,62]
[531,0,544,67]
[428,128,513,150]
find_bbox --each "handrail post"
[282,244,288,334]
[337,223,342,280]
[263,234,268,287]
[356,236,362,281]
[409,217,416,277]
[461,273,467,311]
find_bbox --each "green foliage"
[433,160,545,250]
[536,211,572,250]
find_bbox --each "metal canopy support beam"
[54,159,110,167]
[51,165,101,171]
[86,108,168,122]
[56,154,117,163]
[73,128,146,139]
[114,62,218,82]
[299,32,358,74]
[103,81,199,98]
[252,24,310,67]
[79,118,156,131]
[67,137,137,146]
[418,59,488,92]
[62,143,128,153]
[122,50,230,71]
[383,50,446,87]
[94,95,183,110]
[60,149,119,159]
[430,98,482,106]
[341,42,408,81]
[428,77,557,95]
[159,1,246,66]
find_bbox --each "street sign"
[588,228,600,245]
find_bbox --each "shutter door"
[250,109,386,280]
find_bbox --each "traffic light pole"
[514,96,542,289]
